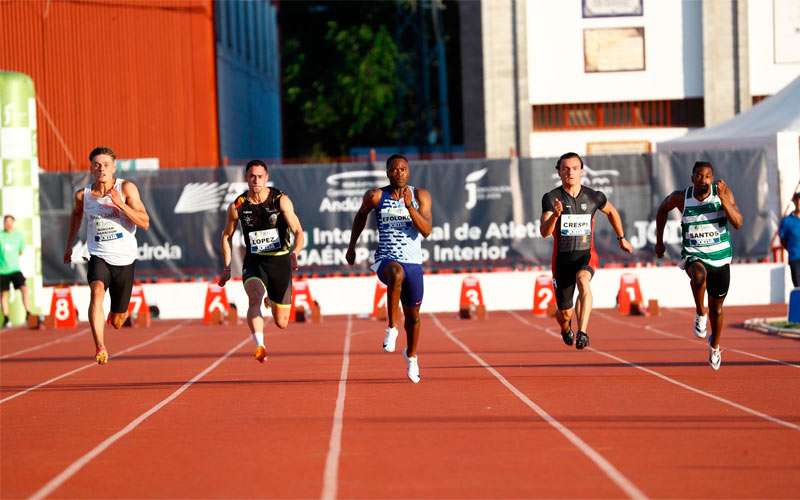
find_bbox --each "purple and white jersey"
[373,186,423,265]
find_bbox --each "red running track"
[1,304,798,498]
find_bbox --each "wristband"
[616,235,625,241]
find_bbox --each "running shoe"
[383,326,399,352]
[561,328,574,346]
[708,344,721,371]
[95,347,109,365]
[2,317,9,329]
[254,345,267,363]
[403,350,421,384]
[575,331,590,350]
[693,314,708,339]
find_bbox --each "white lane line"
[1,329,88,360]
[638,309,800,369]
[28,336,249,500]
[510,311,800,432]
[320,315,353,500]
[1,321,190,405]
[431,314,648,500]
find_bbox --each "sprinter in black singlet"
[540,152,632,349]
[219,160,304,363]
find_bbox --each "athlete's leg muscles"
[106,264,134,329]
[88,281,107,350]
[556,308,573,332]
[553,280,575,333]
[19,284,31,313]
[553,257,577,334]
[706,264,730,349]
[685,261,707,315]
[575,270,593,333]
[265,258,293,329]
[402,304,421,357]
[109,312,127,329]
[107,307,128,331]
[271,302,291,329]
[244,278,267,336]
[380,262,405,329]
[108,277,129,329]
[708,295,724,349]
[0,290,8,317]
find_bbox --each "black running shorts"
[0,271,26,291]
[553,250,595,310]
[87,255,136,313]
[243,253,293,305]
[686,260,730,298]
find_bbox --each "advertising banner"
[39,153,773,285]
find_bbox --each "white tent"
[657,75,800,210]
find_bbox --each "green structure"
[0,71,42,325]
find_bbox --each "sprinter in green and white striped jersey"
[654,161,744,370]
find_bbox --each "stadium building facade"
[460,0,800,158]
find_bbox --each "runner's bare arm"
[63,189,85,264]
[112,181,150,230]
[405,187,432,237]
[716,180,744,229]
[218,203,239,286]
[540,198,563,237]
[654,190,683,257]
[280,194,304,270]
[599,200,633,253]
[346,189,381,265]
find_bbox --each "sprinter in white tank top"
[63,147,150,365]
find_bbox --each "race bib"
[380,206,411,228]
[93,217,123,242]
[560,214,592,237]
[249,228,281,253]
[686,223,722,246]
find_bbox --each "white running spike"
[404,351,420,384]
[709,345,721,371]
[383,327,399,352]
[694,314,708,339]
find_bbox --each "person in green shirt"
[0,215,31,327]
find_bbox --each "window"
[532,98,704,130]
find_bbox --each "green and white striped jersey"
[681,184,732,267]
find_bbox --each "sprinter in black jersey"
[540,152,632,349]
[219,160,304,363]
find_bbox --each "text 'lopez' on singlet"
[83,178,138,266]
[373,186,423,264]
[235,188,291,257]
[681,184,732,267]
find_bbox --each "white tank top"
[83,178,138,266]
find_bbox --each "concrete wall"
[702,0,751,127]
[748,0,800,95]
[41,263,791,321]
[530,127,689,158]
[525,0,702,157]
[526,0,703,103]
[461,0,531,158]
